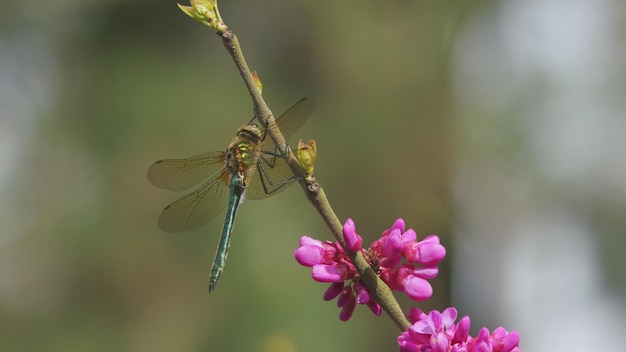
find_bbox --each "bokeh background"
[2,0,625,351]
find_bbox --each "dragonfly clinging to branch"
[147,98,315,291]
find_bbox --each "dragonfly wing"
[157,172,230,232]
[245,152,295,200]
[147,151,226,192]
[245,98,315,199]
[261,97,316,152]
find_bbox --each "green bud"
[252,71,263,94]
[178,0,228,32]
[297,139,317,181]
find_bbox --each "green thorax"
[226,124,263,179]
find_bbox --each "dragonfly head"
[236,124,263,143]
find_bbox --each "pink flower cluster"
[398,307,520,352]
[294,218,446,321]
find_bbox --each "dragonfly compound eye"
[237,125,263,143]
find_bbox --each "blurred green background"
[1,0,624,351]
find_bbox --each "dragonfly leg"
[256,157,298,195]
[260,149,288,167]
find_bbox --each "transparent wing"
[157,172,230,232]
[244,98,315,199]
[147,151,226,192]
[245,152,297,200]
[261,97,316,152]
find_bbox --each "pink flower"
[399,307,520,352]
[402,235,446,265]
[294,237,325,266]
[323,282,344,301]
[294,218,446,321]
[400,274,433,301]
[466,327,520,352]
[311,263,350,282]
[343,218,363,251]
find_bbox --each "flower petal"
[402,275,433,301]
[384,228,404,257]
[323,282,344,301]
[294,244,324,266]
[343,218,363,251]
[339,295,357,321]
[311,263,347,282]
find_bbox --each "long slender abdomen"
[208,173,246,292]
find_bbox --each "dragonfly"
[147,97,315,291]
